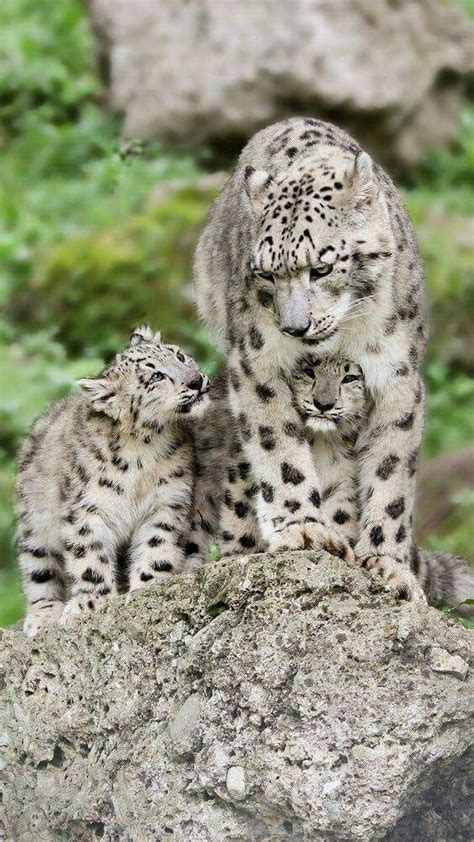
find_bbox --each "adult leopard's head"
[293,357,370,436]
[77,326,210,429]
[244,146,395,347]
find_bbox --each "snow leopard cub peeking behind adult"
[293,357,474,607]
[16,326,210,637]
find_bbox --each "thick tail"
[417,549,474,613]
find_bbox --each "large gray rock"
[86,0,474,169]
[1,551,472,840]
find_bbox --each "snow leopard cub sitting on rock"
[293,356,474,607]
[16,326,209,637]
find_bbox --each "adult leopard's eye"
[254,269,275,283]
[176,352,185,363]
[310,264,333,280]
[342,374,359,384]
[149,371,164,383]
[302,365,315,379]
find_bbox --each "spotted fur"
[194,117,428,597]
[16,326,210,636]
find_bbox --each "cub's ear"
[347,151,378,212]
[244,166,276,216]
[130,325,155,345]
[76,378,120,419]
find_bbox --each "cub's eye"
[254,269,275,283]
[310,264,333,280]
[302,366,315,379]
[149,371,164,383]
[176,352,185,363]
[342,374,360,384]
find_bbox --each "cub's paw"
[23,603,64,637]
[361,555,427,604]
[60,593,109,625]
[268,519,354,563]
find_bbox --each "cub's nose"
[314,400,335,412]
[188,374,204,392]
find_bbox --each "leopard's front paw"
[361,555,427,604]
[60,592,110,625]
[268,519,354,563]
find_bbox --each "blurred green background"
[1,0,473,626]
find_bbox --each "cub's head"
[293,357,369,435]
[244,144,394,348]
[77,326,210,428]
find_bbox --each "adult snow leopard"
[194,117,428,600]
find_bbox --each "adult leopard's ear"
[129,325,155,346]
[347,151,378,212]
[244,166,276,216]
[76,377,120,419]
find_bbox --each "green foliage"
[0,0,473,626]
[423,362,474,459]
[0,0,99,132]
[410,107,474,214]
[6,186,219,361]
[0,333,103,460]
[458,0,474,18]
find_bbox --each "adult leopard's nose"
[281,322,311,337]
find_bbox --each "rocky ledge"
[0,551,472,840]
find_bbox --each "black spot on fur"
[281,462,305,485]
[261,482,275,503]
[395,364,409,377]
[284,499,301,513]
[407,450,418,477]
[255,383,276,403]
[386,497,405,519]
[82,568,104,584]
[140,572,154,582]
[282,421,305,442]
[259,425,276,450]
[370,525,385,547]
[235,500,249,519]
[30,569,54,584]
[152,560,173,572]
[395,412,415,431]
[376,454,400,480]
[244,482,259,499]
[309,488,321,508]
[249,326,264,350]
[238,413,251,442]
[395,524,406,543]
[239,533,257,549]
[148,536,164,547]
[29,547,48,559]
[78,524,92,537]
[238,461,251,480]
[184,542,199,556]
[228,466,238,483]
[333,510,350,525]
